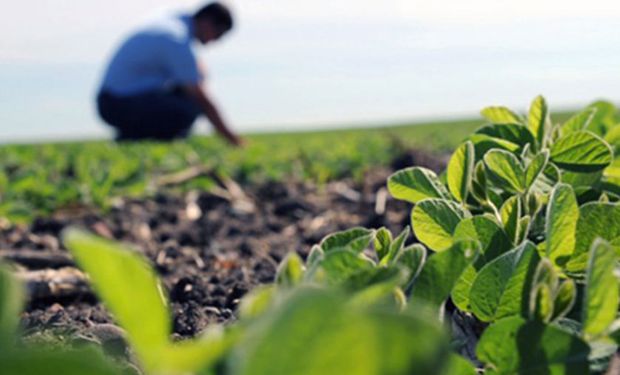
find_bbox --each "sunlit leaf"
[484,149,526,193]
[582,239,619,340]
[545,184,578,266]
[550,131,613,173]
[387,167,450,204]
[411,240,479,309]
[481,106,523,125]
[477,317,590,374]
[63,228,170,368]
[411,199,469,251]
[320,227,375,253]
[470,242,540,322]
[0,264,24,347]
[528,95,550,149]
[447,141,475,203]
[275,252,305,287]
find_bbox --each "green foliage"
[469,242,540,322]
[545,183,578,265]
[477,316,590,375]
[385,96,620,372]
[0,119,481,223]
[484,149,526,193]
[275,252,305,287]
[0,348,122,375]
[566,202,620,273]
[550,131,613,172]
[528,95,550,149]
[7,96,620,374]
[0,263,24,347]
[387,167,450,204]
[582,239,619,340]
[411,198,469,251]
[481,106,523,125]
[410,240,479,310]
[63,229,232,374]
[319,227,375,253]
[228,287,450,375]
[447,141,475,203]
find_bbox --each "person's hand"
[230,135,247,148]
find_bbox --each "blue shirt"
[100,14,200,96]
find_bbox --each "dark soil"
[1,149,447,356]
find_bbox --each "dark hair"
[194,2,234,32]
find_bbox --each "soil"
[0,149,448,358]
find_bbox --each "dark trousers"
[97,90,201,141]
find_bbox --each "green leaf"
[319,227,375,253]
[380,227,410,266]
[63,228,230,374]
[411,240,479,309]
[411,199,469,252]
[531,259,559,292]
[441,354,478,375]
[230,287,450,375]
[481,106,523,125]
[346,267,407,305]
[524,151,549,189]
[586,100,617,136]
[471,161,487,202]
[453,216,513,263]
[561,170,603,191]
[566,203,620,273]
[551,280,577,322]
[516,215,531,244]
[447,141,475,203]
[561,107,596,135]
[275,252,305,287]
[500,196,521,245]
[529,283,554,323]
[550,131,613,172]
[484,149,526,193]
[545,184,578,266]
[312,249,375,285]
[451,265,478,313]
[528,95,550,148]
[394,244,426,289]
[1,348,121,375]
[387,167,450,204]
[306,245,324,268]
[374,227,392,260]
[469,134,521,160]
[238,285,276,320]
[158,329,235,374]
[604,125,620,155]
[475,123,535,148]
[63,228,170,369]
[0,264,24,347]
[582,239,619,340]
[477,317,590,375]
[470,242,540,322]
[530,163,562,194]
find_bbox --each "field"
[0,118,482,223]
[6,101,620,375]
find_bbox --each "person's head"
[193,2,234,44]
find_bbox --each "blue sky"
[1,0,620,141]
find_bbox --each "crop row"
[0,120,479,223]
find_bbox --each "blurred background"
[1,0,619,142]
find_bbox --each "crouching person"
[96,2,243,145]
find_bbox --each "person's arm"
[183,84,244,147]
